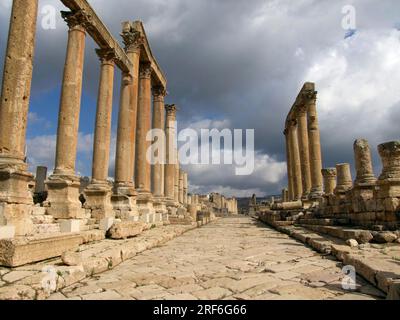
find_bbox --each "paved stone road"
[48,216,385,300]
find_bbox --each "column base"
[153,196,168,214]
[84,183,114,222]
[165,198,179,216]
[112,183,139,220]
[309,188,324,200]
[0,164,34,236]
[136,190,155,217]
[45,175,85,220]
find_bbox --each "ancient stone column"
[0,0,38,235]
[46,10,90,220]
[135,63,152,194]
[321,168,337,195]
[174,156,180,203]
[297,105,312,198]
[284,129,294,201]
[306,90,323,198]
[164,105,177,203]
[179,170,184,204]
[116,21,145,185]
[334,164,353,194]
[377,141,400,200]
[151,86,167,198]
[354,139,376,186]
[288,120,303,200]
[183,172,188,205]
[114,22,142,197]
[84,49,115,221]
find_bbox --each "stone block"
[59,220,80,233]
[107,221,145,239]
[0,226,15,239]
[0,233,82,267]
[99,217,114,231]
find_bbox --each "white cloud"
[303,28,400,168]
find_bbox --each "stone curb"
[0,218,219,300]
[257,217,400,300]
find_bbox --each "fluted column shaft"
[54,11,87,176]
[164,105,177,201]
[135,63,152,193]
[288,120,303,200]
[297,107,312,198]
[151,87,166,197]
[306,91,323,198]
[0,0,38,166]
[91,50,115,183]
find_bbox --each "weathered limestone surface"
[335,164,353,194]
[322,168,337,195]
[107,221,145,240]
[0,233,82,267]
[48,217,382,300]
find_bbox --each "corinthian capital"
[95,48,116,64]
[120,26,145,53]
[139,63,152,79]
[61,10,93,30]
[152,86,167,100]
[165,104,177,116]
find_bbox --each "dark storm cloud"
[1,0,400,196]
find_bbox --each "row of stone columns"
[0,2,193,236]
[284,85,323,202]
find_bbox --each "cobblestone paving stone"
[48,216,384,300]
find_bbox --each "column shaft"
[297,108,312,197]
[307,91,323,198]
[164,105,177,201]
[288,121,303,200]
[0,0,38,164]
[54,12,87,176]
[91,50,115,183]
[135,63,152,193]
[284,129,294,201]
[151,87,166,198]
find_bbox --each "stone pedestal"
[84,183,114,222]
[45,175,84,219]
[112,184,139,220]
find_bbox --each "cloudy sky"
[1,0,400,197]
